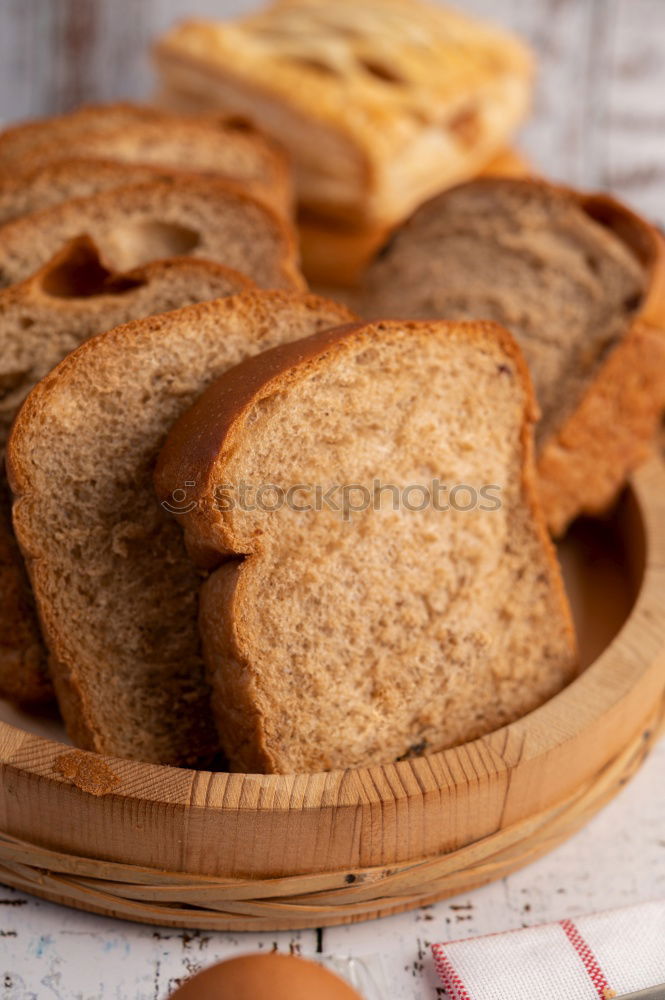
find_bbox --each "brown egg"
[168,953,364,1000]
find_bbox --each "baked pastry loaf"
[155,0,532,226]
[360,178,665,534]
[8,291,354,764]
[0,178,303,291]
[0,237,253,709]
[298,147,532,287]
[156,319,577,774]
[0,112,291,220]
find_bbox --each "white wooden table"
[1,1,665,996]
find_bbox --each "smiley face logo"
[161,481,198,515]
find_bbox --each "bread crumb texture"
[8,291,353,765]
[362,178,645,446]
[185,319,577,772]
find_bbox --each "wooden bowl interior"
[559,486,644,668]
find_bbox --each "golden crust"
[156,0,533,223]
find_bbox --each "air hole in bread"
[222,115,257,132]
[355,346,380,365]
[447,105,481,147]
[624,292,642,312]
[585,253,600,276]
[358,58,404,84]
[38,236,146,299]
[105,221,201,270]
[246,391,283,425]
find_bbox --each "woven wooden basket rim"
[0,697,660,928]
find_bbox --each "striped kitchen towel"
[432,899,665,1000]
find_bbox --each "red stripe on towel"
[432,943,473,1000]
[560,919,616,999]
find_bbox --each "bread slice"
[0,154,290,228]
[154,0,532,226]
[155,319,577,774]
[0,160,181,228]
[360,178,665,534]
[0,237,253,709]
[298,147,532,287]
[0,102,290,214]
[8,291,354,764]
[0,117,291,221]
[0,177,303,292]
[0,102,166,164]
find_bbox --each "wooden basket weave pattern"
[0,701,660,931]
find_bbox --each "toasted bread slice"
[156,319,577,774]
[360,178,665,533]
[8,291,354,763]
[0,177,303,292]
[155,0,532,226]
[0,102,291,215]
[0,237,253,708]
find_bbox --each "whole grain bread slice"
[359,177,665,534]
[0,160,182,228]
[0,155,289,229]
[8,290,354,764]
[0,130,292,222]
[0,236,253,708]
[0,103,291,214]
[155,319,577,774]
[0,177,303,291]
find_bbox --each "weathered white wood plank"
[460,0,604,184]
[598,0,665,225]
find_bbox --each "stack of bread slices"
[2,0,665,774]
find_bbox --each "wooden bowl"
[0,455,664,932]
